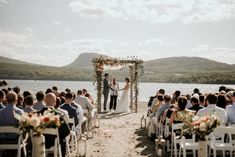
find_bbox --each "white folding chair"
[208,126,235,157]
[42,128,62,157]
[0,126,27,157]
[178,135,197,157]
[67,117,78,156]
[171,123,184,157]
[164,118,171,152]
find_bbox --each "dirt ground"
[86,102,157,157]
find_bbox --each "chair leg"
[213,149,216,157]
[174,142,177,157]
[230,150,232,157]
[193,150,196,157]
[183,148,186,157]
[17,147,21,157]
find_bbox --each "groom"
[103,73,112,112]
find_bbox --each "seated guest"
[147,91,158,108]
[52,86,60,97]
[148,94,171,139]
[199,95,205,107]
[82,88,88,96]
[39,93,70,157]
[170,96,194,125]
[216,94,227,109]
[45,88,53,94]
[0,92,23,157]
[60,92,79,127]
[0,90,5,109]
[75,90,94,117]
[71,93,84,125]
[171,90,181,104]
[33,91,45,111]
[185,94,192,108]
[23,95,36,113]
[0,92,23,137]
[151,94,164,114]
[55,97,69,123]
[189,96,203,113]
[197,93,228,125]
[226,91,235,124]
[85,93,95,105]
[23,91,31,98]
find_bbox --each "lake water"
[2,80,235,102]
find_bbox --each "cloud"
[142,38,171,47]
[0,0,10,6]
[69,0,235,23]
[191,44,235,64]
[51,21,62,25]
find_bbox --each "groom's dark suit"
[103,78,111,111]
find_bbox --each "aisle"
[87,103,156,157]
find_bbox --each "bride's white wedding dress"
[116,87,130,113]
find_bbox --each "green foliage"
[0,56,234,84]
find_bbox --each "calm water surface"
[3,80,235,102]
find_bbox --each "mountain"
[0,54,234,84]
[144,56,234,73]
[0,56,33,65]
[66,53,109,68]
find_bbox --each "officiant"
[109,77,119,112]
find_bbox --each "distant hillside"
[0,54,234,84]
[0,56,33,65]
[144,56,234,73]
[66,53,109,68]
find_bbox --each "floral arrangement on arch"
[180,114,220,140]
[15,109,61,134]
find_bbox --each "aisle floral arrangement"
[180,114,220,140]
[15,109,61,134]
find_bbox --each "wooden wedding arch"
[92,56,143,113]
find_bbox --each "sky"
[0,0,235,66]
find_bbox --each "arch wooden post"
[96,70,103,113]
[134,63,138,113]
[129,65,134,110]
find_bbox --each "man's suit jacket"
[60,103,79,127]
[103,78,110,95]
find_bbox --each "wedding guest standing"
[109,77,119,112]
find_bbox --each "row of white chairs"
[154,118,235,157]
[0,117,88,157]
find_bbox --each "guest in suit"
[0,90,5,109]
[39,93,70,157]
[60,92,79,127]
[23,95,36,113]
[33,91,45,111]
[55,97,69,123]
[103,73,112,111]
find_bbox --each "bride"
[116,77,130,113]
